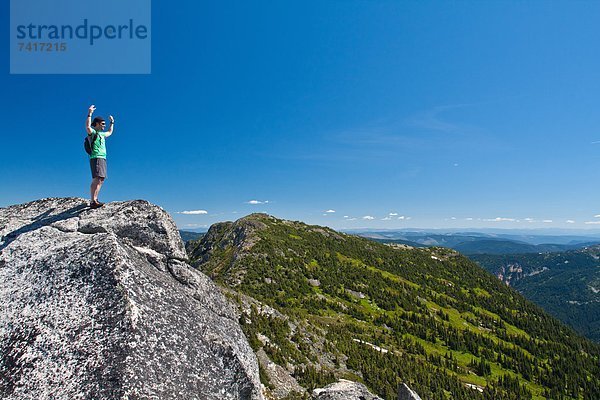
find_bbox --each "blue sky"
[2,1,600,230]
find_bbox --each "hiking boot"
[90,201,104,209]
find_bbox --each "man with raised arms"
[86,105,114,209]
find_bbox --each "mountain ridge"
[188,213,600,399]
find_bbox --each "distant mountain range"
[187,214,600,399]
[179,230,205,242]
[352,231,600,255]
[346,228,600,244]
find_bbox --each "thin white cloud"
[542,220,553,223]
[246,200,269,205]
[465,217,473,221]
[483,217,516,222]
[183,223,207,228]
[389,212,398,216]
[363,216,375,220]
[594,214,600,218]
[325,209,336,213]
[346,217,357,221]
[524,218,534,222]
[451,217,457,220]
[566,220,576,224]
[381,216,392,221]
[407,104,468,133]
[177,210,208,215]
[343,215,350,218]
[585,221,600,225]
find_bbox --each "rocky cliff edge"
[0,198,263,400]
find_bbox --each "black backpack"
[84,131,98,155]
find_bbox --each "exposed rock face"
[0,198,263,400]
[397,383,422,400]
[312,379,383,400]
[255,348,306,399]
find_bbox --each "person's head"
[92,117,106,131]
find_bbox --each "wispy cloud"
[406,105,469,133]
[363,216,375,220]
[325,209,336,213]
[542,220,553,223]
[398,216,411,220]
[483,217,516,222]
[177,210,208,215]
[566,220,576,224]
[381,216,392,221]
[594,214,600,218]
[246,200,269,205]
[389,212,398,216]
[585,221,600,225]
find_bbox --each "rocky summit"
[0,198,263,400]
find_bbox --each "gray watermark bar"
[10,0,151,74]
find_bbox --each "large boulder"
[312,379,383,400]
[0,198,264,400]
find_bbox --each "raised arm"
[86,105,96,134]
[105,115,115,137]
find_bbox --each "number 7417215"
[18,42,67,52]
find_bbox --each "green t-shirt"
[88,128,107,159]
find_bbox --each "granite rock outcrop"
[0,198,264,400]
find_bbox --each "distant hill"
[188,214,600,399]
[471,245,600,343]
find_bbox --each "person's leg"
[92,178,105,202]
[89,158,107,206]
[90,177,98,202]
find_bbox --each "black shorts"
[90,158,107,179]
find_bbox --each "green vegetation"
[471,247,600,342]
[189,214,600,400]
